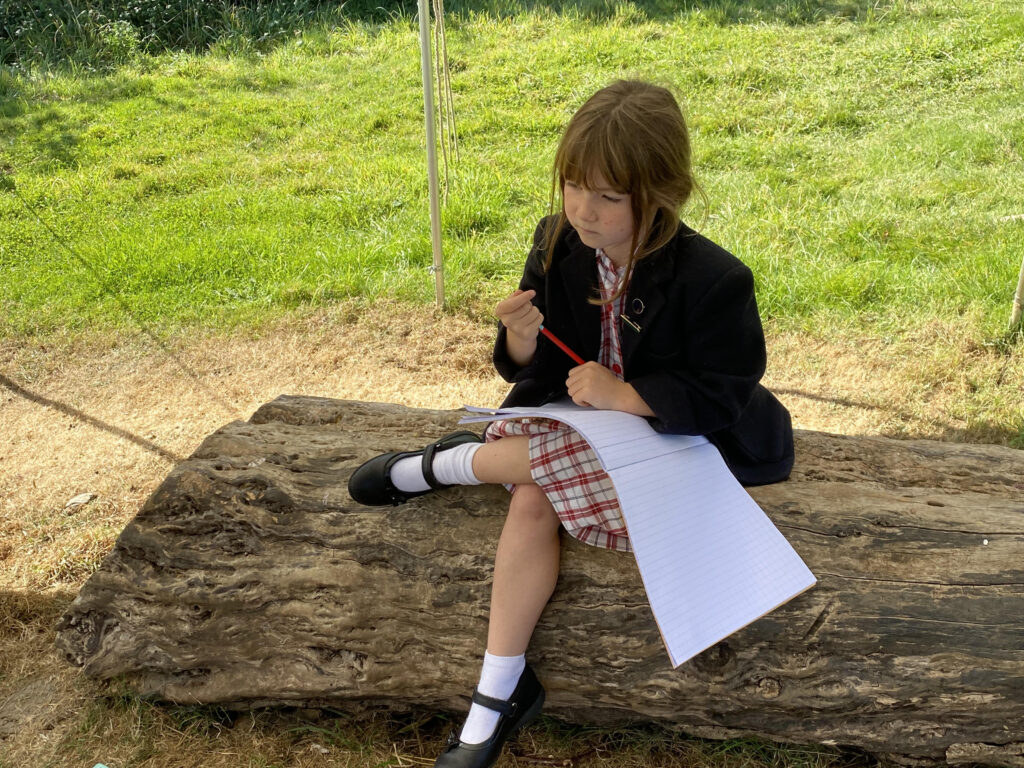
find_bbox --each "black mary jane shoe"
[434,665,545,768]
[347,430,482,506]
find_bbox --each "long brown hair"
[543,80,699,302]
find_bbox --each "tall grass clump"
[0,0,344,69]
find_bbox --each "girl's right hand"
[496,289,542,367]
[496,289,543,342]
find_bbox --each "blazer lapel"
[620,250,672,371]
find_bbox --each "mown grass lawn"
[2,0,1022,341]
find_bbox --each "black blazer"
[493,216,794,486]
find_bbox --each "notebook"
[460,401,816,667]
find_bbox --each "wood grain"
[56,396,1024,765]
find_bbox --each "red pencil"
[539,325,585,365]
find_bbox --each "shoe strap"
[470,688,516,717]
[421,440,448,491]
[423,431,480,491]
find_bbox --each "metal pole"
[417,0,444,308]
[1011,252,1024,330]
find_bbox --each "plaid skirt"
[484,418,631,553]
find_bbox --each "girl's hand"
[496,289,542,340]
[566,362,626,409]
[496,289,542,366]
[567,362,656,416]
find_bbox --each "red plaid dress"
[486,249,632,552]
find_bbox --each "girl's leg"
[470,436,533,486]
[459,482,560,744]
[487,482,561,653]
[354,433,560,752]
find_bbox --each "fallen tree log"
[56,396,1024,766]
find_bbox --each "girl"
[348,79,793,768]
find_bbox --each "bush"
[0,0,342,67]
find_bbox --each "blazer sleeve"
[628,264,768,436]
[493,219,551,383]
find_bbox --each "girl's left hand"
[566,362,628,410]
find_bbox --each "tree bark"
[56,396,1024,766]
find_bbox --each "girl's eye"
[565,180,579,189]
[604,195,622,202]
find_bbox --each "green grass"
[0,0,343,67]
[1,0,1022,341]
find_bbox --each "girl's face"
[563,172,635,266]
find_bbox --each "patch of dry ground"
[1,301,1021,766]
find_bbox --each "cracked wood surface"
[56,397,1024,765]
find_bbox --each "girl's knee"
[508,485,560,530]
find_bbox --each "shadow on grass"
[927,413,1024,450]
[0,372,184,463]
[29,111,84,169]
[776,386,1024,448]
[0,0,884,159]
[0,0,889,79]
[346,0,880,24]
[2,66,286,171]
[0,71,26,118]
[0,588,77,638]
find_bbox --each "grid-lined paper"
[460,401,816,667]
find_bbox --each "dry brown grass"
[1,301,1020,766]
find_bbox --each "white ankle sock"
[459,651,526,745]
[390,442,483,493]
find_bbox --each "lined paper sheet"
[460,401,816,667]
[461,402,708,470]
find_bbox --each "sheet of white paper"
[607,442,816,665]
[462,401,708,470]
[460,402,816,667]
